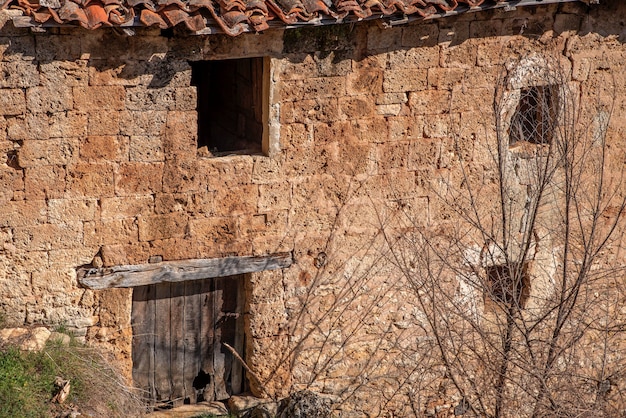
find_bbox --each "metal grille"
[509,85,558,146]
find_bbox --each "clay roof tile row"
[1,0,576,35]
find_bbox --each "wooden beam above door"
[77,252,293,290]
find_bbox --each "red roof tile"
[2,0,581,35]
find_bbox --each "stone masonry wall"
[0,1,625,416]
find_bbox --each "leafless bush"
[381,54,626,417]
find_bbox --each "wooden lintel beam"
[77,252,293,290]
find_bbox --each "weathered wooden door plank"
[183,280,202,404]
[200,278,215,401]
[170,282,185,407]
[79,253,292,289]
[213,276,228,400]
[131,285,156,405]
[154,283,172,403]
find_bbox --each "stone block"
[387,47,440,69]
[119,110,167,137]
[469,18,503,39]
[0,167,23,203]
[125,87,176,111]
[258,182,291,213]
[382,69,427,93]
[174,87,197,111]
[375,93,407,105]
[147,237,198,261]
[49,247,100,270]
[24,165,66,200]
[280,98,339,124]
[377,141,409,171]
[376,104,402,117]
[0,36,35,60]
[87,110,121,136]
[162,159,199,194]
[427,67,465,91]
[313,121,355,145]
[388,116,424,142]
[48,198,98,224]
[339,95,377,119]
[189,216,238,245]
[13,222,83,251]
[31,270,74,294]
[39,61,88,87]
[440,42,478,69]
[73,86,126,111]
[346,63,383,95]
[17,140,48,168]
[276,51,352,81]
[279,77,346,100]
[212,184,259,217]
[35,35,81,61]
[7,115,49,140]
[0,200,47,227]
[164,111,197,158]
[438,20,470,45]
[26,86,74,114]
[251,156,282,184]
[0,89,25,115]
[0,61,39,88]
[100,242,151,266]
[351,117,389,144]
[401,23,439,47]
[198,155,254,189]
[240,210,288,237]
[409,90,452,115]
[49,111,88,138]
[154,193,191,215]
[423,114,452,138]
[246,269,286,303]
[248,300,288,338]
[129,135,165,162]
[80,135,128,162]
[366,25,402,51]
[100,195,154,219]
[66,162,115,198]
[451,88,491,113]
[138,212,188,242]
[84,219,139,246]
[116,162,164,195]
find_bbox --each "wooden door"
[131,275,245,407]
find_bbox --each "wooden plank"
[231,275,245,394]
[200,278,215,401]
[183,280,202,404]
[131,285,156,405]
[154,283,172,404]
[170,282,185,407]
[78,253,293,289]
[212,276,229,400]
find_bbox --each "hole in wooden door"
[131,275,247,408]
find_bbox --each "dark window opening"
[484,262,530,308]
[509,85,559,146]
[190,58,265,156]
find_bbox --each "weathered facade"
[1,0,626,416]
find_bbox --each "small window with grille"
[484,261,530,309]
[508,85,559,146]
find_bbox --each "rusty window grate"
[509,85,559,146]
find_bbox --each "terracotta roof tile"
[2,0,580,35]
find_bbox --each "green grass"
[0,347,56,418]
[0,335,144,418]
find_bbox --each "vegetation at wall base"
[0,334,143,418]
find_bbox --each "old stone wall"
[0,1,625,416]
